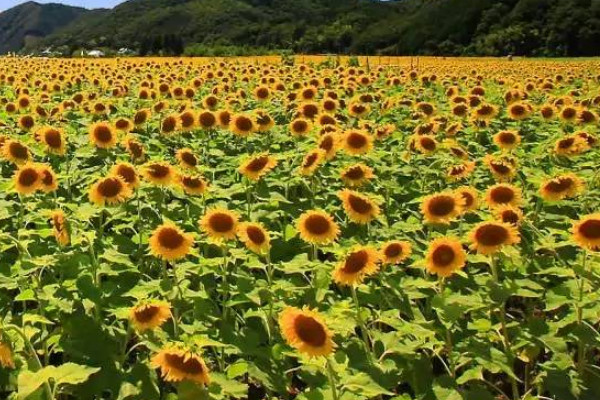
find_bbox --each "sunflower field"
[0,56,599,400]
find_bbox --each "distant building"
[87,50,105,57]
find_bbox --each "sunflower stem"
[245,179,252,219]
[351,285,371,352]
[325,357,339,400]
[576,250,589,374]
[490,255,519,400]
[265,251,275,341]
[3,324,53,400]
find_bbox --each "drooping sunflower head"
[14,163,41,195]
[110,162,139,188]
[425,237,466,278]
[421,192,465,224]
[413,134,438,155]
[340,163,374,187]
[0,341,15,369]
[133,109,151,126]
[539,173,584,202]
[161,114,180,135]
[142,162,175,186]
[446,161,475,181]
[239,153,277,181]
[468,221,520,255]
[454,186,479,213]
[124,136,145,162]
[299,148,325,176]
[179,174,208,196]
[338,189,380,224]
[572,214,600,250]
[333,246,380,286]
[380,240,412,265]
[149,222,194,261]
[50,209,70,246]
[176,148,198,169]
[279,306,335,357]
[89,122,118,149]
[237,222,271,254]
[318,131,340,160]
[554,135,588,156]
[297,210,339,245]
[114,117,133,132]
[343,130,373,156]
[38,164,58,193]
[89,175,132,206]
[199,208,239,242]
[484,154,517,182]
[151,345,210,384]
[130,300,171,332]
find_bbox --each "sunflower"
[130,300,171,332]
[540,104,557,120]
[539,173,584,201]
[318,132,340,160]
[38,164,58,193]
[421,192,464,224]
[216,109,232,128]
[199,208,239,242]
[493,130,521,151]
[484,154,516,181]
[2,139,30,164]
[279,307,335,357]
[237,222,271,254]
[297,210,339,245]
[152,346,210,384]
[289,118,313,137]
[18,114,35,131]
[177,110,197,131]
[255,110,275,132]
[493,205,523,226]
[485,184,522,208]
[413,135,438,155]
[51,209,70,246]
[455,186,479,213]
[198,110,217,129]
[110,162,140,188]
[161,114,180,135]
[230,114,256,136]
[89,122,118,149]
[133,109,151,126]
[124,136,145,162]
[380,241,412,265]
[338,189,380,224]
[89,176,132,206]
[447,161,475,181]
[424,238,466,278]
[239,154,277,181]
[468,221,520,255]
[299,149,325,176]
[472,103,498,121]
[342,130,373,155]
[176,148,199,169]
[0,341,15,369]
[554,135,588,156]
[114,117,133,132]
[34,126,66,155]
[507,102,532,120]
[572,214,600,250]
[333,246,380,286]
[559,105,578,123]
[149,222,194,261]
[142,162,176,186]
[14,163,41,195]
[341,163,374,187]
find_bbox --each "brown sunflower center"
[209,213,234,233]
[302,104,319,118]
[97,177,123,198]
[558,137,575,149]
[304,214,331,235]
[501,210,519,224]
[303,153,318,168]
[164,353,205,374]
[419,137,436,151]
[432,245,456,267]
[180,152,197,167]
[490,161,511,175]
[235,116,253,132]
[545,177,573,193]
[344,166,364,180]
[44,129,62,148]
[578,219,600,239]
[134,111,148,125]
[180,112,195,128]
[490,186,515,204]
[384,243,402,258]
[20,116,34,128]
[157,227,185,249]
[428,196,456,216]
[94,125,114,143]
[18,168,38,186]
[199,112,216,127]
[246,226,266,245]
[116,119,130,130]
[162,117,177,133]
[133,305,160,323]
[342,250,369,273]
[9,142,28,159]
[348,194,372,214]
[499,132,516,144]
[319,136,334,152]
[292,120,308,133]
[116,165,136,184]
[460,192,475,208]
[475,224,509,246]
[293,315,327,347]
[41,170,54,185]
[247,156,269,172]
[347,132,367,149]
[182,176,203,189]
[148,164,170,179]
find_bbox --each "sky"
[0,0,125,12]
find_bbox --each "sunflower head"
[290,118,313,137]
[50,209,70,246]
[455,187,479,213]
[152,345,210,384]
[333,246,380,286]
[142,162,175,186]
[469,221,520,255]
[425,237,466,277]
[199,208,239,242]
[237,222,271,254]
[338,189,380,224]
[297,210,339,245]
[485,184,522,209]
[230,114,255,136]
[343,130,373,155]
[340,163,374,187]
[89,122,117,149]
[572,214,600,250]
[14,163,41,195]
[38,165,58,193]
[149,222,194,261]
[493,130,521,150]
[89,175,132,206]
[239,154,277,181]
[540,173,584,202]
[299,149,325,176]
[176,148,199,169]
[130,300,171,332]
[279,307,335,357]
[421,192,465,224]
[3,139,30,164]
[110,162,139,188]
[493,205,523,226]
[380,241,412,265]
